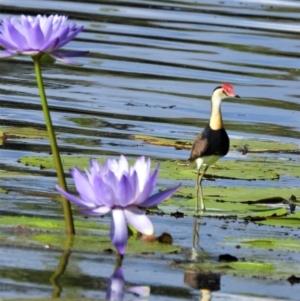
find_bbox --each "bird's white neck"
[209,92,224,130]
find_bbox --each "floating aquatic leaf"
[173,186,298,204]
[162,185,290,217]
[19,155,280,181]
[17,155,296,219]
[132,134,298,153]
[182,261,275,279]
[0,126,48,139]
[227,237,300,251]
[0,216,108,231]
[228,261,274,271]
[0,224,181,254]
[256,212,300,228]
[0,188,7,194]
[160,159,279,181]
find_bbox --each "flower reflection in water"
[106,267,150,301]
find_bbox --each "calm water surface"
[0,0,300,300]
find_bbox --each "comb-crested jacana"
[188,83,240,214]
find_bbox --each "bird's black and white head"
[212,83,240,103]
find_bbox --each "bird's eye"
[223,90,228,96]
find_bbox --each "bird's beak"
[235,94,240,98]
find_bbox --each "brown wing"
[188,133,209,162]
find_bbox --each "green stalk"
[50,235,73,297]
[33,55,75,234]
[114,253,124,271]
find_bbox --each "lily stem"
[114,253,124,270]
[33,55,75,234]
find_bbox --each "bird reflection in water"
[184,269,221,301]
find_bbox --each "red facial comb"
[221,83,234,94]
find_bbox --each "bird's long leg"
[196,168,201,213]
[196,165,209,215]
[190,216,201,260]
[192,216,200,248]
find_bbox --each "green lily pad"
[132,134,298,153]
[159,186,294,218]
[0,187,7,194]
[161,185,294,218]
[29,233,181,254]
[19,156,279,181]
[250,157,300,178]
[256,211,300,228]
[19,155,93,170]
[173,186,298,203]
[17,155,297,220]
[0,131,5,146]
[228,237,300,251]
[132,134,192,149]
[0,216,108,231]
[160,159,279,181]
[228,261,274,271]
[0,126,48,139]
[182,261,275,279]
[0,216,181,254]
[163,194,287,218]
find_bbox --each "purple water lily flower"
[56,155,180,254]
[0,15,88,64]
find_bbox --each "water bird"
[188,83,240,214]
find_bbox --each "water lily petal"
[28,22,45,50]
[40,37,59,52]
[86,158,102,183]
[134,164,159,205]
[106,157,118,173]
[118,155,129,174]
[133,156,148,191]
[124,205,153,235]
[52,15,67,31]
[10,17,24,33]
[127,286,150,297]
[117,174,133,207]
[80,206,111,216]
[56,185,95,208]
[141,184,181,208]
[56,26,84,48]
[7,23,28,49]
[55,50,89,57]
[0,51,16,58]
[92,173,115,207]
[40,15,53,41]
[71,167,99,205]
[21,18,34,46]
[17,50,40,55]
[128,170,139,202]
[110,209,128,254]
[1,19,18,46]
[52,25,70,45]
[0,35,19,50]
[50,52,83,65]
